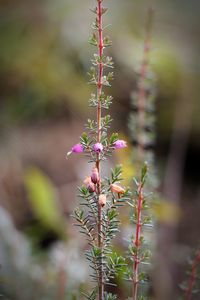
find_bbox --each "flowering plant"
[67,1,130,299]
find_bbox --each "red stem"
[132,10,154,298]
[133,184,143,300]
[96,1,104,299]
[185,249,200,300]
[137,8,153,158]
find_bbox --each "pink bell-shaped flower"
[113,139,127,149]
[93,142,103,153]
[71,143,84,153]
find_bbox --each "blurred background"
[0,0,200,299]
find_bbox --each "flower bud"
[87,183,95,193]
[91,167,100,184]
[110,183,125,195]
[84,176,95,193]
[99,194,107,207]
[72,143,84,153]
[113,139,127,149]
[93,142,103,153]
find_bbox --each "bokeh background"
[0,0,200,299]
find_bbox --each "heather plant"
[126,9,156,300]
[125,163,153,300]
[123,180,153,300]
[67,1,130,299]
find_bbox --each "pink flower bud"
[93,142,103,153]
[84,176,95,193]
[88,183,95,193]
[110,183,125,195]
[91,167,100,184]
[72,143,84,153]
[113,139,127,149]
[99,194,107,207]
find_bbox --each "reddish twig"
[133,183,143,300]
[185,249,200,300]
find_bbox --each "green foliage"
[103,36,112,47]
[102,72,114,87]
[109,133,119,145]
[107,253,126,279]
[91,54,114,69]
[104,292,117,300]
[82,288,98,300]
[110,165,123,183]
[89,33,98,47]
[73,208,96,246]
[74,166,131,286]
[88,67,98,85]
[80,132,91,148]
[141,162,148,186]
[83,289,118,300]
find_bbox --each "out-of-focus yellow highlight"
[153,200,182,225]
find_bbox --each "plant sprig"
[68,2,129,300]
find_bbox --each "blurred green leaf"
[24,167,66,237]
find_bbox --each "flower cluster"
[82,166,127,208]
[67,139,127,157]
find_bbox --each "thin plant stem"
[96,1,104,299]
[185,249,200,300]
[133,183,143,300]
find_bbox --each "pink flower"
[110,183,125,194]
[84,176,95,193]
[93,142,103,153]
[113,139,127,149]
[91,167,100,184]
[71,143,84,153]
[99,194,107,207]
